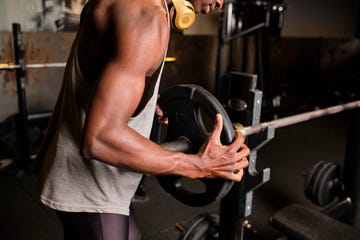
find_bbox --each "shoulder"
[114,0,170,40]
[78,0,170,78]
[111,0,170,73]
[82,0,169,40]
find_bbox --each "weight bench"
[269,204,360,240]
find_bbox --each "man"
[34,0,250,239]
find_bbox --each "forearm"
[81,125,201,178]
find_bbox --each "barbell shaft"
[0,62,67,70]
[159,100,360,152]
[159,138,191,153]
[0,58,176,71]
[240,100,360,136]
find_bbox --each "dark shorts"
[55,207,141,240]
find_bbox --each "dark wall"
[160,33,218,94]
[262,37,360,113]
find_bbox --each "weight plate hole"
[177,178,207,194]
[198,105,214,136]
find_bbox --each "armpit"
[132,66,161,117]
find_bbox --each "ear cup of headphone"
[170,0,195,31]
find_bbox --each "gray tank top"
[38,2,169,216]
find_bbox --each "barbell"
[0,62,66,70]
[155,84,360,207]
[0,58,177,71]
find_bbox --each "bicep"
[92,37,167,123]
[83,6,169,139]
[91,64,144,124]
[85,50,165,140]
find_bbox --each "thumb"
[210,113,223,144]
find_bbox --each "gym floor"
[0,111,351,240]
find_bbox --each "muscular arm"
[81,1,249,181]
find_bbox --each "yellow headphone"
[170,0,196,31]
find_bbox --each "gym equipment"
[177,213,219,240]
[215,0,287,98]
[270,109,360,240]
[156,84,235,207]
[218,72,269,240]
[304,161,344,207]
[0,58,176,71]
[343,109,360,226]
[270,204,360,240]
[220,0,287,43]
[0,62,66,70]
[0,112,51,160]
[12,23,31,171]
[238,100,360,136]
[156,84,360,207]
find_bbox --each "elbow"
[81,134,100,160]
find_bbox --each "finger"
[226,130,245,154]
[158,116,169,125]
[235,128,245,139]
[209,113,223,144]
[230,149,250,164]
[235,157,249,169]
[237,143,250,158]
[232,169,244,182]
[155,105,164,117]
[234,129,246,145]
[212,156,248,173]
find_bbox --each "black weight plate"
[304,161,325,201]
[179,214,209,240]
[156,84,235,207]
[315,163,340,206]
[178,213,219,240]
[310,162,333,204]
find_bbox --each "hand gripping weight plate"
[156,84,235,207]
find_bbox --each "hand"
[155,95,168,124]
[196,114,250,182]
